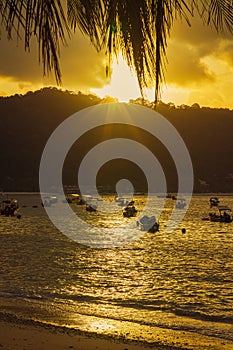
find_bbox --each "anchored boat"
[210,197,220,208]
[0,198,20,217]
[203,206,232,223]
[137,215,159,233]
[123,202,137,217]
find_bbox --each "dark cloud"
[0,30,109,91]
[150,14,233,108]
[0,32,42,81]
[166,41,214,86]
[59,33,110,90]
[165,15,233,90]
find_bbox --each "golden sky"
[0,14,232,108]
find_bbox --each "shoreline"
[0,314,184,350]
[1,312,233,350]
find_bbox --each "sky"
[0,13,232,109]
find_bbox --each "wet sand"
[1,315,233,350]
[0,319,179,350]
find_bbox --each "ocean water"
[0,193,233,347]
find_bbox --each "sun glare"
[91,55,141,102]
[91,55,187,106]
[91,54,232,109]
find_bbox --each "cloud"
[165,15,231,87]
[213,40,233,67]
[165,41,214,86]
[159,13,233,107]
[0,33,42,81]
[59,33,110,91]
[0,29,109,94]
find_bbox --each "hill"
[0,88,232,193]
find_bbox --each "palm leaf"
[198,0,233,33]
[0,0,69,83]
[1,1,233,102]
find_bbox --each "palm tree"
[0,1,232,103]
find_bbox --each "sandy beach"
[1,314,233,350]
[0,318,179,350]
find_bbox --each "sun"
[90,55,175,104]
[90,54,211,108]
[91,55,142,102]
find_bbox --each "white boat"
[42,195,58,207]
[137,215,159,232]
[49,196,58,204]
[115,197,130,207]
[202,206,232,223]
[175,198,186,209]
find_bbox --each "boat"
[202,206,232,223]
[86,203,97,212]
[49,196,58,204]
[64,193,84,204]
[83,195,98,212]
[175,198,186,209]
[123,203,137,217]
[210,197,220,208]
[0,198,20,217]
[137,215,159,233]
[157,193,177,199]
[42,197,51,207]
[115,197,130,207]
[42,195,58,207]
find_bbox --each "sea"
[0,193,233,349]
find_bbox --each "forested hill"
[0,88,232,193]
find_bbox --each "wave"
[1,290,233,328]
[174,308,233,325]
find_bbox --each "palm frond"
[0,1,233,103]
[67,0,103,48]
[67,0,233,104]
[0,0,69,83]
[75,0,195,103]
[0,1,25,39]
[197,0,233,33]
[152,1,193,103]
